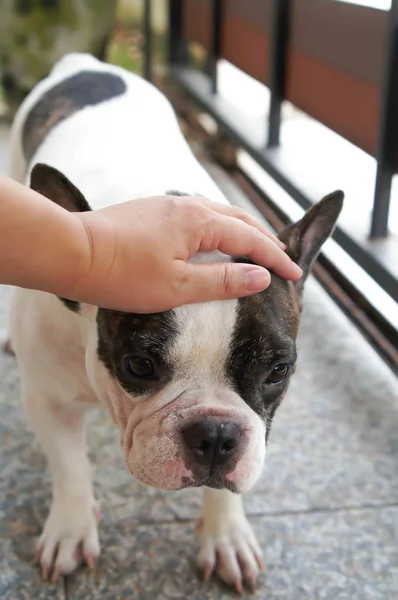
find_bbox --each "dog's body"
[7,54,343,591]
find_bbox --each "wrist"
[24,209,91,301]
[54,212,93,300]
[67,211,117,305]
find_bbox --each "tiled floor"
[0,123,397,598]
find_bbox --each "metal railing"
[372,0,398,237]
[142,0,398,372]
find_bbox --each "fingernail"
[245,268,271,292]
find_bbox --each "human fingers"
[197,214,302,281]
[194,199,285,249]
[172,260,271,304]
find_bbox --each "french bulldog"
[7,53,343,592]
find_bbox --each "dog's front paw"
[195,512,264,594]
[36,494,101,581]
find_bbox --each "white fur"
[196,489,264,592]
[8,54,265,587]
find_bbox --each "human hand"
[72,195,302,312]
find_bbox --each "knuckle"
[219,263,234,292]
[246,223,263,245]
[170,196,184,212]
[172,263,190,293]
[164,196,182,219]
[233,206,248,220]
[233,206,257,227]
[185,199,206,222]
[194,200,208,219]
[167,198,207,230]
[178,269,190,292]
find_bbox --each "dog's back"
[8,52,226,209]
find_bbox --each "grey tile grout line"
[245,501,398,519]
[61,501,398,595]
[107,500,398,531]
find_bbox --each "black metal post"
[168,0,184,64]
[209,0,223,94]
[143,0,152,81]
[267,0,290,147]
[371,0,398,238]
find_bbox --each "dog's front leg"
[23,391,100,581]
[196,488,264,593]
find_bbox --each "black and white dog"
[7,53,343,592]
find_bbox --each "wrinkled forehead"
[96,301,238,380]
[96,275,299,374]
[168,300,238,377]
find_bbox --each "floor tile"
[0,538,65,599]
[66,507,398,600]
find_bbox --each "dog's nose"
[182,419,242,468]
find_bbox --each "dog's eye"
[125,355,156,379]
[265,363,289,385]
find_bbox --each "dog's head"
[30,163,343,494]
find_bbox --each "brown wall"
[286,0,387,156]
[182,0,388,158]
[183,0,272,83]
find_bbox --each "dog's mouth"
[180,474,239,494]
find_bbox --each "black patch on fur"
[60,299,80,313]
[165,190,193,197]
[227,271,299,439]
[227,192,343,436]
[23,70,127,162]
[97,309,179,396]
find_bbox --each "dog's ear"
[30,163,92,212]
[278,190,344,303]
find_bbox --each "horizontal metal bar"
[169,64,398,303]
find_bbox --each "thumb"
[176,262,271,304]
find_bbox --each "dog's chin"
[125,451,260,494]
[129,469,242,494]
[180,476,240,494]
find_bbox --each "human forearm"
[0,167,302,313]
[0,175,89,297]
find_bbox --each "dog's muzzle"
[181,417,244,491]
